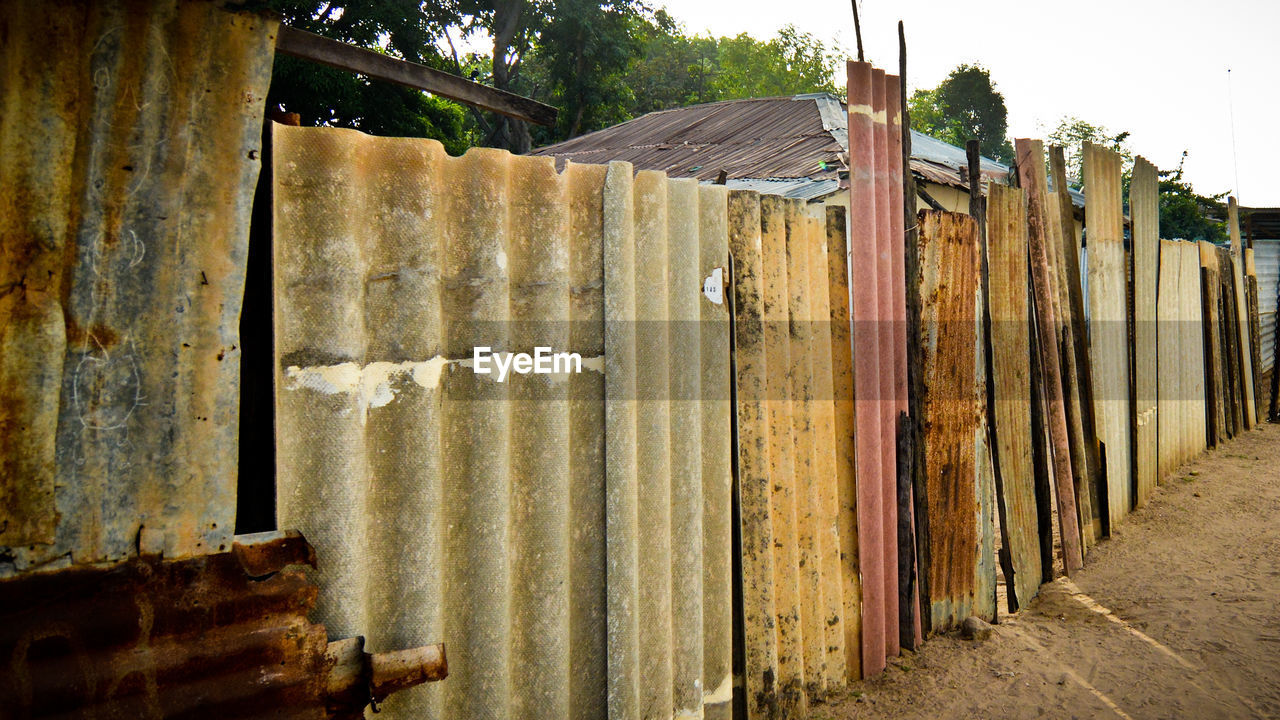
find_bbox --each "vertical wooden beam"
[1048,148,1103,541]
[898,21,932,641]
[1015,138,1083,573]
[1228,197,1257,426]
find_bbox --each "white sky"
[658,0,1279,205]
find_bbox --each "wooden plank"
[1220,247,1244,436]
[825,206,862,681]
[1130,159,1159,506]
[1247,259,1264,426]
[1228,198,1257,426]
[986,184,1041,610]
[275,26,558,126]
[1083,142,1132,530]
[1199,242,1226,448]
[760,195,807,715]
[1016,138,1083,572]
[1048,147,1104,543]
[967,146,998,627]
[916,210,982,629]
[727,191,784,719]
[898,25,933,642]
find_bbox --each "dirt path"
[824,423,1280,720]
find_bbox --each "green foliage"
[1045,116,1132,188]
[909,65,1012,164]
[1158,152,1228,244]
[711,25,843,101]
[267,3,847,151]
[1046,116,1228,243]
[265,1,476,154]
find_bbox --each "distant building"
[532,93,1072,219]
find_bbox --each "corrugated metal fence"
[272,127,733,720]
[0,0,275,569]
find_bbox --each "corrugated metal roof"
[532,96,845,181]
[532,93,1087,207]
[1,0,276,571]
[722,177,843,201]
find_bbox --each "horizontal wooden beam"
[275,26,559,127]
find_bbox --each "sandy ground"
[821,422,1280,720]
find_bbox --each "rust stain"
[0,532,446,719]
[916,210,979,628]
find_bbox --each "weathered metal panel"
[1181,242,1208,456]
[273,130,732,720]
[824,206,861,680]
[0,532,326,718]
[1130,159,1160,507]
[1199,241,1227,448]
[1255,238,1279,374]
[916,210,983,630]
[846,59,886,677]
[1159,241,1187,475]
[1084,143,1132,528]
[759,194,806,714]
[986,184,1041,610]
[0,0,277,567]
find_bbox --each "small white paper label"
[702,267,724,305]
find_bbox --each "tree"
[620,10,720,115]
[1045,116,1131,188]
[1158,152,1228,244]
[1045,117,1227,243]
[265,1,474,153]
[909,64,1013,164]
[712,25,844,101]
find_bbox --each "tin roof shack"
[0,1,443,714]
[532,93,1084,220]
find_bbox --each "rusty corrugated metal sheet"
[0,0,277,570]
[915,210,991,630]
[0,532,326,718]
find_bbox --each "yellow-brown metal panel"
[986,185,1041,610]
[357,136,448,719]
[508,155,573,719]
[1157,240,1185,479]
[916,210,980,630]
[804,206,847,690]
[760,195,807,715]
[667,178,703,720]
[1130,159,1160,507]
[824,207,861,681]
[728,191,783,719]
[274,126,373,641]
[604,161,641,720]
[784,200,827,700]
[1084,143,1132,528]
[567,162,608,720]
[633,170,675,718]
[699,184,734,720]
[1181,242,1207,459]
[1,0,275,567]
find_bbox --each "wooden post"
[1015,139,1083,574]
[899,21,931,640]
